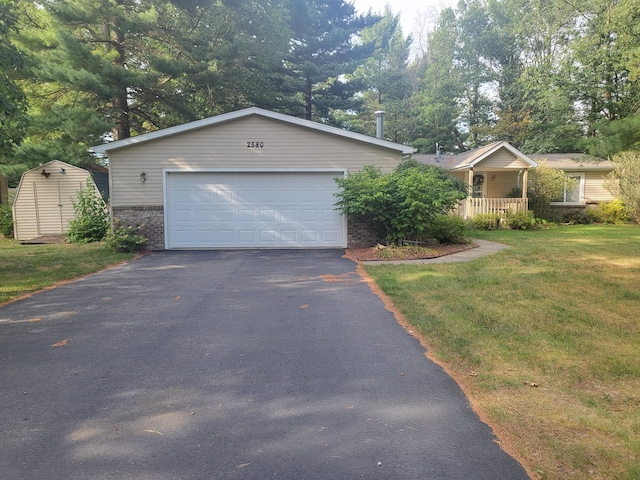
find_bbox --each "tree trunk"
[304,77,313,121]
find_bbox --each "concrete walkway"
[360,239,511,265]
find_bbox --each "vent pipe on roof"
[374,110,385,139]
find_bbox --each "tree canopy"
[2,0,640,184]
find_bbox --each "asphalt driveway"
[0,250,529,479]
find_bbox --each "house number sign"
[247,141,265,148]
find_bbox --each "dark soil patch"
[348,242,478,261]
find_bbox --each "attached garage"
[92,107,414,250]
[166,171,344,248]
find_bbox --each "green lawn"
[2,227,639,478]
[364,225,640,480]
[0,237,137,305]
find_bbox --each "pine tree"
[281,0,380,122]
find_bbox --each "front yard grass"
[364,224,640,480]
[0,236,137,305]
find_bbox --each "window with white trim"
[552,173,584,205]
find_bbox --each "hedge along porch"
[91,107,414,250]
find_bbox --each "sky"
[352,0,455,45]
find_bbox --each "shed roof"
[91,107,415,156]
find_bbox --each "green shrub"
[588,200,628,224]
[562,210,593,225]
[104,222,147,252]
[504,210,537,230]
[528,162,575,220]
[470,213,501,230]
[0,204,13,238]
[66,180,109,243]
[606,151,640,222]
[426,214,468,243]
[334,161,468,244]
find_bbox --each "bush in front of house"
[0,204,13,238]
[104,222,147,252]
[504,210,537,230]
[426,214,468,244]
[587,200,628,224]
[528,161,575,220]
[469,213,501,230]
[561,210,593,225]
[66,179,109,243]
[606,151,640,223]
[334,160,468,244]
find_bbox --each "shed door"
[34,182,64,235]
[166,172,345,249]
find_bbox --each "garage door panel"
[300,209,317,221]
[259,209,276,222]
[238,209,254,222]
[167,172,344,248]
[281,209,297,222]
[322,209,339,221]
[211,209,231,222]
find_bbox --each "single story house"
[528,153,617,209]
[12,160,102,242]
[414,141,617,219]
[91,107,414,250]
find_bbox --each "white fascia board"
[457,141,537,169]
[91,107,415,155]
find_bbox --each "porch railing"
[455,197,528,219]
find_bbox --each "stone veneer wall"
[111,206,164,250]
[346,217,383,248]
[111,208,379,250]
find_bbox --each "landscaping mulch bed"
[348,242,478,261]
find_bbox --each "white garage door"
[166,172,345,248]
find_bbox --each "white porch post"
[467,169,474,219]
[522,169,529,212]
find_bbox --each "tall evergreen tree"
[0,0,29,159]
[281,0,380,122]
[10,0,289,168]
[412,8,465,153]
[572,0,640,155]
[342,7,414,143]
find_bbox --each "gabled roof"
[414,141,536,170]
[23,160,86,175]
[449,141,537,170]
[91,107,415,155]
[528,153,615,171]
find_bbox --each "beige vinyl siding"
[584,171,616,203]
[108,116,403,207]
[449,171,520,198]
[486,172,519,197]
[475,151,531,169]
[13,161,99,241]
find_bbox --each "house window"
[552,173,584,205]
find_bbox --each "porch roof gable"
[450,141,537,170]
[413,141,537,171]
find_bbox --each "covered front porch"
[413,141,536,220]
[454,168,530,219]
[456,196,529,219]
